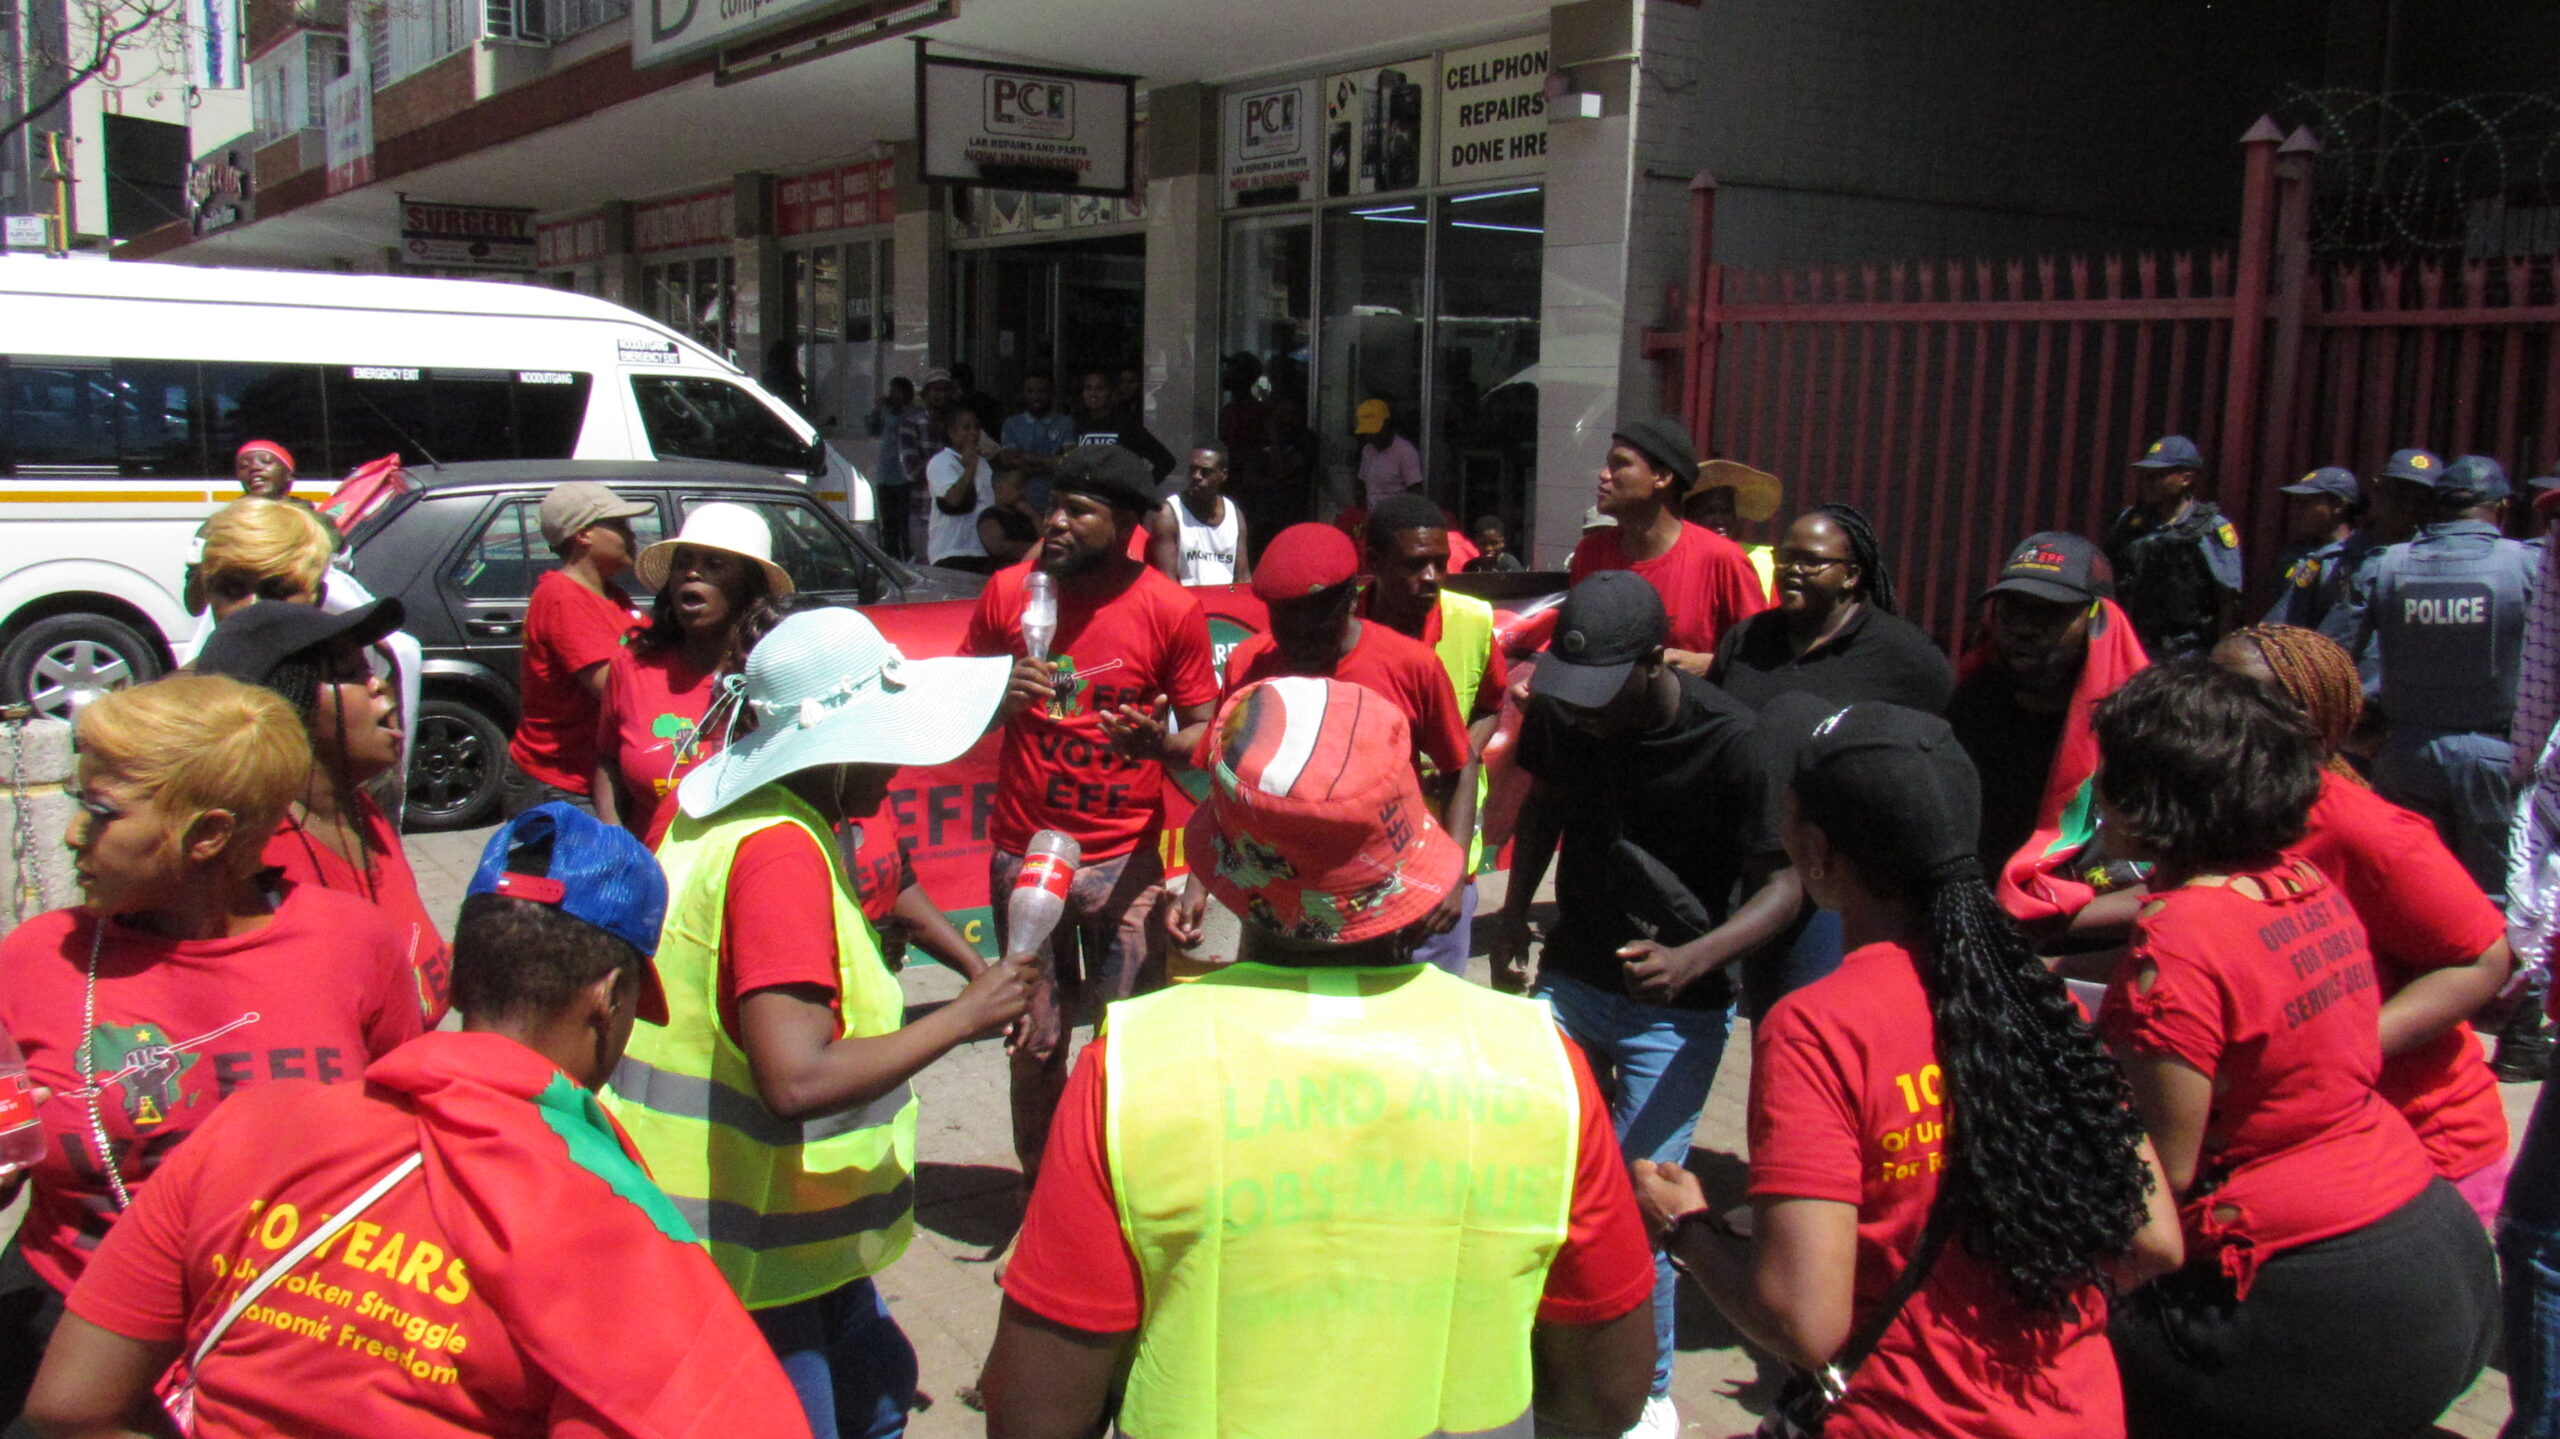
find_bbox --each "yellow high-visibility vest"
[601,788,917,1309]
[1104,962,1577,1439]
[1430,590,1496,873]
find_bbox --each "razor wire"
[2273,87,2560,259]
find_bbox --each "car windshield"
[632,376,812,471]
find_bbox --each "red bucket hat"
[1185,676,1463,945]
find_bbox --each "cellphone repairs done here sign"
[1437,35,1548,186]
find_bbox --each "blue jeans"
[1536,970,1733,1398]
[752,1276,916,1439]
[1413,878,1479,978]
[2504,1080,2560,1438]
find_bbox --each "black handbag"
[1747,1207,1953,1438]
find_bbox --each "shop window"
[633,376,811,471]
[1432,187,1543,544]
[1318,202,1427,511]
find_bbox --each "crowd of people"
[1,413,2557,1439]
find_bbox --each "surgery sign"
[919,54,1134,197]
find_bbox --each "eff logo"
[986,75,1074,139]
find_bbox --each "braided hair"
[259,647,383,903]
[1796,715,2151,1316]
[2225,623,2363,781]
[1810,503,1898,614]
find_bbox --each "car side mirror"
[806,433,832,477]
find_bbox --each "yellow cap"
[1354,399,1390,435]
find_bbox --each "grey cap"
[537,481,651,548]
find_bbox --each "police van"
[0,258,868,717]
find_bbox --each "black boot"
[2495,973,2553,1083]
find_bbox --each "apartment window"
[547,0,627,39]
[485,0,548,45]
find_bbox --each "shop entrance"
[950,234,1145,412]
[778,233,894,447]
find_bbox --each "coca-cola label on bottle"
[1017,852,1076,901]
[0,1073,37,1135]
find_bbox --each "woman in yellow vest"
[980,675,1657,1439]
[601,605,1035,1439]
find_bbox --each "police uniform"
[2262,466,2369,631]
[2104,501,2244,659]
[2341,455,2541,898]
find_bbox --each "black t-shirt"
[1516,673,1781,1010]
[1708,606,1956,715]
[1945,669,2069,871]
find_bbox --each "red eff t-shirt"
[1002,1033,1653,1333]
[2291,771,2508,1180]
[2101,865,2435,1283]
[66,1079,555,1437]
[1221,620,1471,779]
[507,570,639,793]
[1568,521,1768,656]
[0,885,424,1294]
[1750,943,2121,1439]
[595,646,717,848]
[262,794,452,1027]
[963,560,1220,860]
[838,809,911,925]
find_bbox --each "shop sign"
[1321,56,1431,198]
[187,150,253,236]
[918,53,1133,197]
[778,158,892,236]
[1437,35,1548,185]
[400,199,537,270]
[4,215,48,250]
[536,213,608,268]
[634,187,734,252]
[187,0,243,90]
[1221,80,1318,209]
[323,65,374,195]
[635,0,839,68]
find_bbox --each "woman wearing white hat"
[594,501,794,845]
[600,605,1035,1439]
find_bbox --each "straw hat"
[635,502,795,598]
[675,607,1007,819]
[1695,459,1784,523]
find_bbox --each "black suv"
[344,459,981,831]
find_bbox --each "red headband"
[236,439,296,471]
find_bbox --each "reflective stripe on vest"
[600,789,918,1309]
[1103,963,1576,1439]
[1431,591,1495,873]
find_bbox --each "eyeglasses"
[1771,549,1851,573]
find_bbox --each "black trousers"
[2111,1177,2496,1439]
[0,1239,64,1436]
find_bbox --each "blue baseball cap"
[2278,466,2360,503]
[2440,454,2511,500]
[468,802,670,1022]
[2132,435,2205,471]
[2377,447,2443,485]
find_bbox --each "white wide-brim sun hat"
[636,501,796,598]
[675,605,1009,819]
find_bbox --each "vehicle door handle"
[466,612,522,636]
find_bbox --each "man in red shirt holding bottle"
[1571,417,1767,671]
[963,444,1221,1183]
[506,481,651,814]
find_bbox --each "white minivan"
[0,257,868,717]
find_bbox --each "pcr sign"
[919,53,1133,197]
[1221,80,1319,208]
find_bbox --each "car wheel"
[408,696,508,832]
[0,613,164,721]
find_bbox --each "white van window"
[2,357,198,476]
[327,367,596,470]
[205,362,327,471]
[633,376,809,471]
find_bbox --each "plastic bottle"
[0,1028,43,1171]
[1022,570,1058,660]
[1006,829,1081,957]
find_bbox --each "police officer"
[2263,466,2370,630]
[2103,434,2243,658]
[2341,453,2540,898]
[2317,448,2442,667]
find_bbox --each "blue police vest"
[2369,520,2539,734]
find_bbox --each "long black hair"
[1795,718,2151,1315]
[260,646,382,902]
[1810,502,1897,614]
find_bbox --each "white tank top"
[1173,494,1241,585]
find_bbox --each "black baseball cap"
[1610,416,1700,487]
[196,597,406,686]
[2132,434,2205,471]
[1054,443,1161,511]
[1793,703,1983,882]
[2440,454,2512,500]
[1980,531,2112,606]
[1531,571,1666,709]
[2279,466,2360,503]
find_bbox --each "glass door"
[1432,186,1543,547]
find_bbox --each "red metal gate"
[1644,119,2560,649]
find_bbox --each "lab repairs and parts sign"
[918,54,1134,197]
[400,200,537,271]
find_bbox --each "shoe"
[1625,1392,1679,1438]
[2496,1028,2553,1083]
